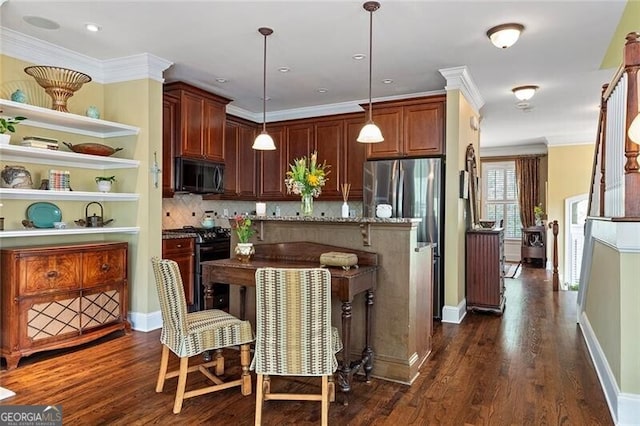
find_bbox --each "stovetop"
[164,226,231,243]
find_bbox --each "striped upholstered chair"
[151,257,254,414]
[252,267,342,426]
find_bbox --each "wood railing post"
[549,220,559,291]
[623,32,640,217]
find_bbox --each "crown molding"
[227,89,445,123]
[480,142,548,157]
[102,54,172,84]
[439,65,485,114]
[0,27,172,83]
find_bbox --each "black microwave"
[175,157,224,194]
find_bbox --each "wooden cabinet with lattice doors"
[1,241,130,369]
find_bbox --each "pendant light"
[252,27,276,150]
[357,1,384,144]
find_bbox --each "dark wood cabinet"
[466,229,505,314]
[314,119,344,198]
[162,237,195,309]
[403,101,445,156]
[365,96,446,159]
[163,81,231,162]
[521,226,547,266]
[344,117,368,200]
[1,242,130,369]
[258,126,286,199]
[366,106,403,159]
[224,116,257,199]
[162,93,179,197]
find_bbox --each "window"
[482,161,522,239]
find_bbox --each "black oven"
[164,226,230,311]
[196,238,230,311]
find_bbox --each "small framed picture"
[459,170,469,199]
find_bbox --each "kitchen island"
[204,216,433,385]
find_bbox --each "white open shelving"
[0,99,139,138]
[0,227,140,238]
[0,188,139,201]
[0,144,140,169]
[1,99,142,239]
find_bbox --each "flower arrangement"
[284,151,330,198]
[231,215,255,243]
[534,203,545,218]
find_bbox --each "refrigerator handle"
[397,166,404,217]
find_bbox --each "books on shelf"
[49,169,70,191]
[22,136,59,150]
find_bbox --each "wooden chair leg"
[328,374,335,402]
[321,375,329,426]
[255,374,264,426]
[214,349,224,376]
[173,356,189,414]
[240,344,252,396]
[156,345,169,392]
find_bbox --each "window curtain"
[515,157,540,228]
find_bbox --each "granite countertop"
[162,231,198,240]
[238,215,422,224]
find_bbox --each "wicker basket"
[24,66,91,113]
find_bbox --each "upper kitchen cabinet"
[223,116,258,199]
[366,95,446,159]
[163,82,231,163]
[162,93,179,198]
[314,119,343,199]
[257,126,286,199]
[343,117,367,200]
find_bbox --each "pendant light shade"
[629,113,640,145]
[357,1,384,144]
[253,27,276,151]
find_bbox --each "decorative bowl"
[62,142,123,157]
[478,220,496,229]
[24,66,91,112]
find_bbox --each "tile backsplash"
[162,193,363,229]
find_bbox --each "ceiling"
[0,1,631,150]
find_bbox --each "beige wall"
[0,54,162,317]
[443,90,480,311]
[585,236,640,395]
[585,242,621,381]
[547,144,593,280]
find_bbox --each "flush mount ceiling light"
[487,23,525,49]
[357,1,384,144]
[512,85,539,101]
[252,27,276,151]
[85,23,102,32]
[629,113,640,144]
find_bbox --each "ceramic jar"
[11,89,27,103]
[376,204,392,218]
[86,106,100,119]
[1,165,33,189]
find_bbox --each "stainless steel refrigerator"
[363,158,445,319]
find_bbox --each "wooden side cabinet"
[521,226,547,267]
[466,229,505,314]
[162,237,196,310]
[1,242,130,369]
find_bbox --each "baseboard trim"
[441,299,466,324]
[128,310,162,332]
[579,311,640,424]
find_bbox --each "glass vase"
[301,193,313,216]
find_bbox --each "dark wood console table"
[202,241,378,405]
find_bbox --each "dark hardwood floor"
[1,265,613,425]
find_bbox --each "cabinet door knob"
[46,270,58,278]
[101,263,111,271]
[176,244,182,248]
